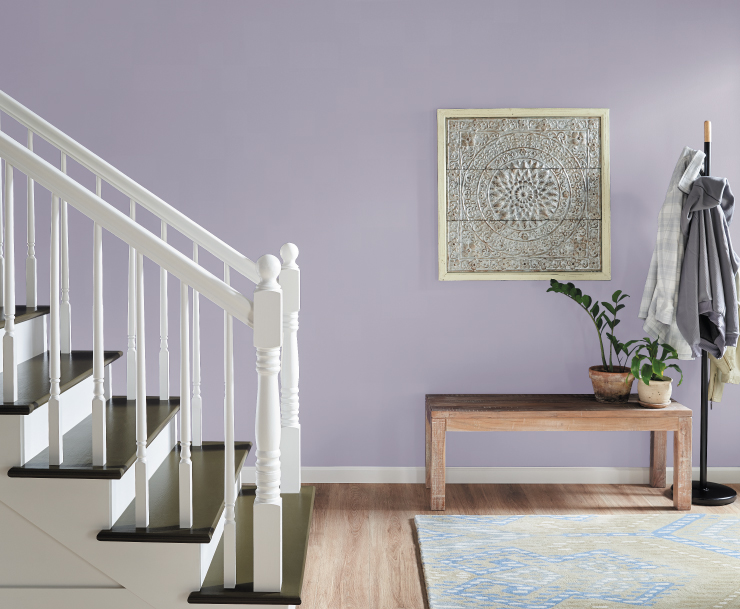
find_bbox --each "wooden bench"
[425,394,692,511]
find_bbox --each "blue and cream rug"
[415,514,740,608]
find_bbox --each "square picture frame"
[438,108,610,281]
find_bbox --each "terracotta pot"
[588,366,634,403]
[637,377,672,406]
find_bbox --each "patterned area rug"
[415,514,740,608]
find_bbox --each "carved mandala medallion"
[439,110,609,280]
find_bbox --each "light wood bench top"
[426,394,691,417]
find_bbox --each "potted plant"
[547,279,639,402]
[629,337,683,407]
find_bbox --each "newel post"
[253,254,283,593]
[279,243,301,493]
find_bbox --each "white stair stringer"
[0,418,233,609]
[0,496,157,608]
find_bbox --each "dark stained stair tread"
[97,441,252,543]
[8,397,180,479]
[0,305,50,329]
[188,485,315,605]
[0,350,123,415]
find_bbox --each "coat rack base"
[672,481,738,506]
[689,481,737,506]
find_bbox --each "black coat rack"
[688,121,737,506]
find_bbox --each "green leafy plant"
[546,279,638,372]
[630,337,683,386]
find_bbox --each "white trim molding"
[241,466,740,485]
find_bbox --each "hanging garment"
[708,274,740,401]
[676,176,740,359]
[639,147,705,360]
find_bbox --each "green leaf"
[566,282,576,296]
[652,360,667,378]
[617,293,630,302]
[581,295,592,309]
[612,289,622,303]
[641,363,653,384]
[631,357,643,380]
[590,303,600,318]
[601,302,616,315]
[615,304,626,312]
[607,333,622,354]
[666,363,684,386]
[622,339,639,348]
[611,318,621,327]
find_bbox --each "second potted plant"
[629,337,683,407]
[547,280,639,403]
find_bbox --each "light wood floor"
[300,482,740,609]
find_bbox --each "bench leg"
[425,412,431,488]
[650,431,667,488]
[673,418,692,511]
[430,418,446,510]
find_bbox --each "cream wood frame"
[438,108,611,281]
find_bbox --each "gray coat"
[676,177,739,358]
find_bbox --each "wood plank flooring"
[300,482,740,609]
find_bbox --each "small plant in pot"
[547,280,639,403]
[629,337,683,408]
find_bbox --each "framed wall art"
[438,108,610,281]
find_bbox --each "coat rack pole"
[691,120,736,506]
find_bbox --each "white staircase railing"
[0,90,302,593]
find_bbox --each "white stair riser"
[110,415,177,525]
[0,315,46,370]
[21,363,114,465]
[198,476,240,585]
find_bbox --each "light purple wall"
[1,0,740,469]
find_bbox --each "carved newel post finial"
[253,253,283,592]
[257,254,281,290]
[280,242,299,269]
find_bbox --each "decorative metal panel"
[438,109,610,280]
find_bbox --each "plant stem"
[608,308,616,372]
[581,303,607,368]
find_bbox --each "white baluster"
[159,221,169,401]
[60,153,71,353]
[135,253,148,527]
[279,243,300,493]
[127,200,136,401]
[192,243,202,446]
[49,195,62,465]
[92,218,106,466]
[0,117,4,310]
[0,176,3,320]
[253,255,283,593]
[3,162,17,402]
[179,281,193,528]
[25,131,36,308]
[224,263,236,588]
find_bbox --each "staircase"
[0,90,312,609]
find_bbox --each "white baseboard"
[241,466,740,485]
